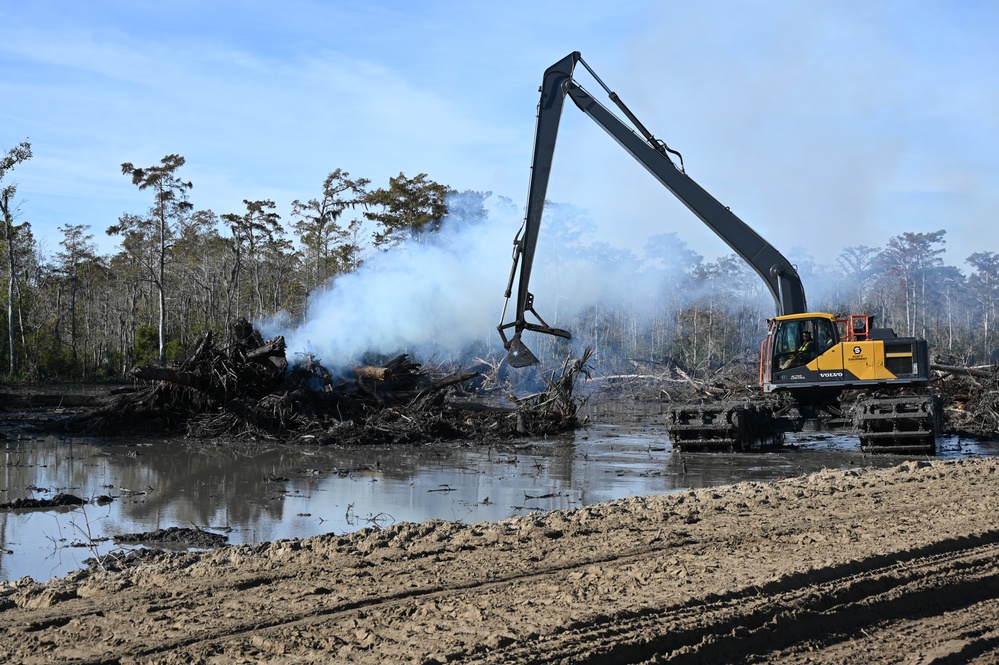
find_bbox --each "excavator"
[498,52,940,454]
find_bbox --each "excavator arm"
[498,51,807,366]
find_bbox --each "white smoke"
[262,191,770,372]
[266,193,520,369]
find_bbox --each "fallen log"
[675,366,727,398]
[354,366,390,381]
[932,363,994,379]
[245,337,286,362]
[424,371,480,394]
[131,366,206,391]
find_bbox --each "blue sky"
[2,0,997,270]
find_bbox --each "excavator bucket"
[505,334,540,368]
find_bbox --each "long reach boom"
[498,51,807,366]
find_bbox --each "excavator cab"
[768,315,837,372]
[761,312,931,394]
[762,314,839,385]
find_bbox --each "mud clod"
[0,493,87,511]
[113,526,229,549]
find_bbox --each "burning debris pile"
[57,319,590,445]
[508,347,595,434]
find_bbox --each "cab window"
[773,318,837,370]
[815,318,837,352]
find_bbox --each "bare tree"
[365,172,450,248]
[291,169,370,290]
[878,231,946,337]
[222,200,284,320]
[0,140,32,375]
[968,251,999,362]
[111,154,193,363]
[55,224,97,365]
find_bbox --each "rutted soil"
[2,457,998,663]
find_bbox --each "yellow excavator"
[498,52,939,454]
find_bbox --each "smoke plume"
[264,194,520,369]
[262,192,771,372]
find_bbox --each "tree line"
[553,227,998,375]
[1,147,454,378]
[1,142,997,380]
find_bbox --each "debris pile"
[57,319,591,445]
[932,360,999,439]
[509,347,594,434]
[595,354,761,404]
[593,354,999,442]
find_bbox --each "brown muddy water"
[1,399,995,582]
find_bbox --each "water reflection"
[2,401,996,582]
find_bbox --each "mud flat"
[1,457,998,663]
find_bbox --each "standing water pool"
[1,399,994,582]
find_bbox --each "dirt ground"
[1,457,998,663]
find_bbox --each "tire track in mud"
[472,533,999,664]
[7,460,999,664]
[3,524,691,663]
[120,530,999,664]
[57,530,695,663]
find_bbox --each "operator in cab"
[780,329,816,370]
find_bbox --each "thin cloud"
[0,1,996,269]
